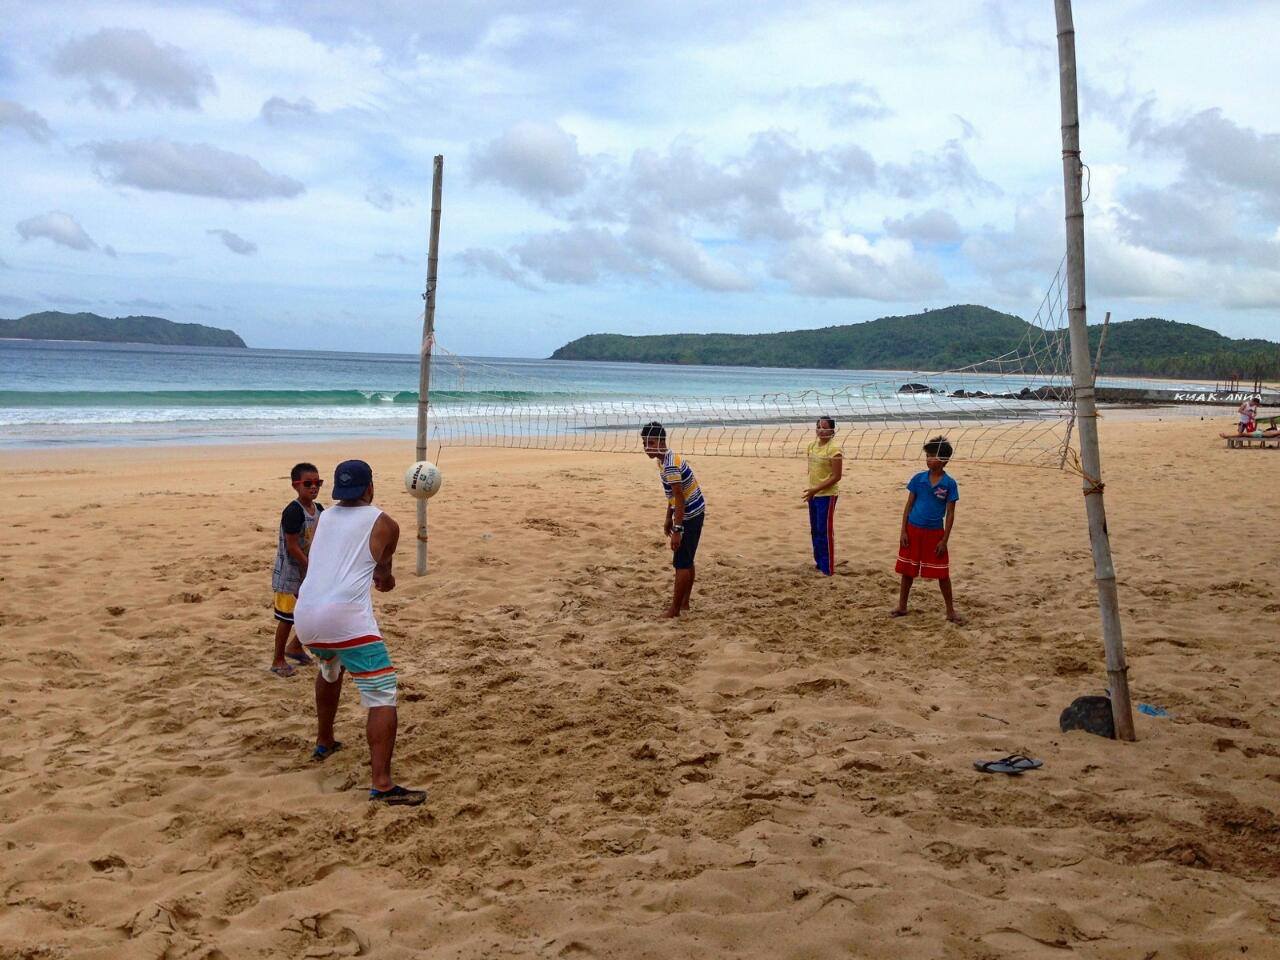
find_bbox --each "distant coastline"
[0,311,246,348]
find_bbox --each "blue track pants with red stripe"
[808,495,837,576]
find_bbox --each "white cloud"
[776,81,891,126]
[962,191,1063,296]
[89,139,305,200]
[52,28,216,110]
[625,216,751,292]
[0,100,53,143]
[1130,105,1280,214]
[1115,185,1279,268]
[375,252,415,266]
[260,96,318,125]
[207,228,257,255]
[15,211,99,251]
[513,227,642,284]
[471,121,589,200]
[775,232,944,300]
[1220,271,1280,310]
[458,247,540,290]
[364,183,411,211]
[982,0,1053,61]
[882,139,999,200]
[627,133,817,241]
[884,208,963,244]
[1087,238,1197,301]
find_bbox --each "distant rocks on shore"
[948,385,1072,401]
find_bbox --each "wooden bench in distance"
[1225,435,1280,450]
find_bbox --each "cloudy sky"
[1,1,1276,355]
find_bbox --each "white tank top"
[295,505,383,644]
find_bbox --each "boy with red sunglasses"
[270,462,325,676]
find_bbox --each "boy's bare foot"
[662,608,680,618]
[946,612,965,625]
[889,609,909,618]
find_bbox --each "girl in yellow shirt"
[802,417,843,575]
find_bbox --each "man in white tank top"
[294,459,426,806]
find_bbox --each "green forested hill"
[0,311,247,348]
[551,306,1279,379]
[1087,318,1276,379]
[552,305,1029,369]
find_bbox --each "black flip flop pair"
[973,754,1043,775]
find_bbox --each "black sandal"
[368,785,428,806]
[973,754,1043,775]
[312,741,343,761]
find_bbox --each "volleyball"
[404,461,443,499]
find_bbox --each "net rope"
[424,260,1078,470]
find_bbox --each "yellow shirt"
[806,438,843,496]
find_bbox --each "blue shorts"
[305,635,397,708]
[674,513,704,570]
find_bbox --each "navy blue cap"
[332,459,373,500]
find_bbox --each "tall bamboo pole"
[1054,0,1135,741]
[416,155,444,577]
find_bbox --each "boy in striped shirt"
[270,462,324,677]
[641,421,705,618]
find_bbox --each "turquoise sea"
[0,339,1216,449]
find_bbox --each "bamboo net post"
[1054,0,1135,741]
[416,155,444,577]
[1091,311,1111,382]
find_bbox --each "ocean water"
[0,339,1215,449]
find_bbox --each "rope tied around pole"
[1059,148,1090,201]
[1061,442,1106,497]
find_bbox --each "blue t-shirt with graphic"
[906,471,958,529]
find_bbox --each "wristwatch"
[672,524,684,533]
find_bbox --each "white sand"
[1,414,1278,958]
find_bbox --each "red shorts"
[895,523,950,579]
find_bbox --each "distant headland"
[550,305,1279,380]
[0,311,247,348]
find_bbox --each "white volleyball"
[404,460,443,499]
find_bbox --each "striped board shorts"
[304,635,397,708]
[273,592,298,624]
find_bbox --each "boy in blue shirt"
[891,436,961,623]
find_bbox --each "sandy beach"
[2,412,1278,959]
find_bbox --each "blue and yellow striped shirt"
[661,450,706,518]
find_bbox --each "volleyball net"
[424,262,1078,470]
